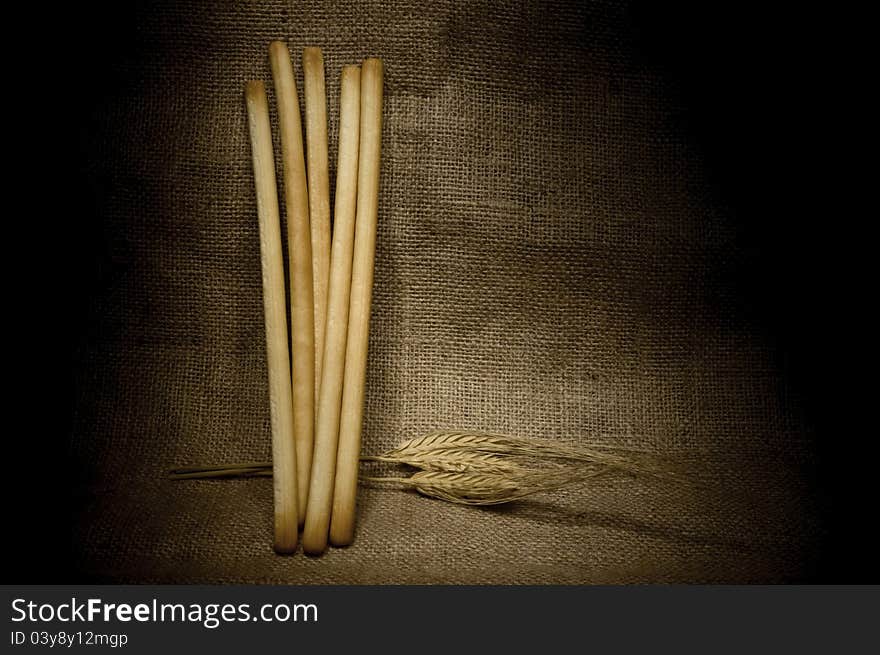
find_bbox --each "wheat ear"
[376,430,662,475]
[365,467,610,505]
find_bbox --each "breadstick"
[329,58,383,547]
[302,47,331,412]
[302,65,361,555]
[244,80,298,553]
[269,41,315,522]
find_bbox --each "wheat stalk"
[168,463,273,479]
[169,429,671,505]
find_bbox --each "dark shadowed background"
[8,1,868,583]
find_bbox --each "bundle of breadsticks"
[175,41,670,557]
[244,42,383,555]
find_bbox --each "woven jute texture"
[71,0,819,583]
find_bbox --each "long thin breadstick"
[330,58,383,547]
[302,47,331,413]
[302,65,361,555]
[244,80,298,553]
[269,41,315,522]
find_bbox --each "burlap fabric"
[70,0,820,583]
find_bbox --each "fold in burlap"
[70,0,819,583]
